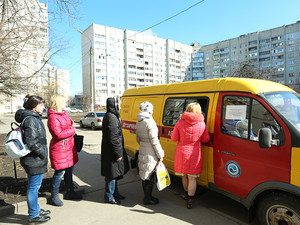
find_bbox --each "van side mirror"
[258,128,280,148]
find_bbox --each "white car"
[70,108,83,113]
[80,112,105,130]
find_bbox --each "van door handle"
[161,127,165,135]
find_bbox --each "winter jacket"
[101,97,129,179]
[136,111,164,180]
[47,108,78,170]
[171,112,210,175]
[15,109,48,175]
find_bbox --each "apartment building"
[79,23,193,107]
[192,21,300,84]
[0,0,70,113]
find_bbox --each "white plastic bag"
[155,162,171,191]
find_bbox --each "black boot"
[142,180,159,205]
[51,188,63,206]
[187,195,194,209]
[64,168,82,200]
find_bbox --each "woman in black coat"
[15,94,51,223]
[101,97,129,204]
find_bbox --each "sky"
[48,0,300,96]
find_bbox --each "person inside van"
[171,102,210,209]
[136,101,164,205]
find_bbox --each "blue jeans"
[52,166,74,190]
[27,173,44,218]
[104,178,120,202]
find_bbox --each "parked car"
[70,108,83,113]
[80,112,105,130]
[41,108,48,118]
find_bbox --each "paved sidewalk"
[0,116,248,225]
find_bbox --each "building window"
[259,51,270,56]
[289,67,295,71]
[259,39,270,44]
[271,36,282,41]
[248,40,257,45]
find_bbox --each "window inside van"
[162,97,208,127]
[222,96,282,141]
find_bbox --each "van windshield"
[264,92,300,132]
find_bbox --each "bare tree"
[37,77,59,107]
[287,84,300,94]
[231,59,273,80]
[0,0,79,97]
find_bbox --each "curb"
[0,188,85,218]
[0,196,48,218]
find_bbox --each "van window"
[222,96,282,141]
[163,97,208,127]
[251,99,281,139]
[163,98,185,126]
[222,96,250,139]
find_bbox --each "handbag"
[149,170,157,185]
[149,160,160,185]
[74,133,84,152]
[155,161,171,191]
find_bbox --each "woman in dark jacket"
[15,94,51,224]
[101,97,129,204]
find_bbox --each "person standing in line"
[47,95,82,207]
[15,94,51,223]
[101,97,129,204]
[171,103,210,209]
[136,101,164,205]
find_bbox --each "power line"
[72,0,206,71]
[138,0,205,36]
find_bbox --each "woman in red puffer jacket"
[47,95,81,207]
[171,102,210,209]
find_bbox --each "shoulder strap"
[21,116,39,128]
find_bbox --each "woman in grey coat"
[136,101,164,205]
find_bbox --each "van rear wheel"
[257,192,300,225]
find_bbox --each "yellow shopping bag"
[156,162,171,191]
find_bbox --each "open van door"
[159,93,214,186]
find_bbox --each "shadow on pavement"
[72,148,254,225]
[0,214,27,224]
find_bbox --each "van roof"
[122,78,294,96]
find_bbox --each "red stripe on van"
[121,120,136,131]
[121,120,213,147]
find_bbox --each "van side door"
[159,94,214,186]
[213,93,291,198]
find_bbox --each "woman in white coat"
[136,101,164,205]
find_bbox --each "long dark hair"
[23,94,45,110]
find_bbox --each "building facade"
[80,23,193,107]
[0,0,70,113]
[192,22,300,84]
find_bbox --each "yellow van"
[120,78,300,225]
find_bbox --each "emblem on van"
[225,161,241,178]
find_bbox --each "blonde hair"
[50,95,67,112]
[185,103,202,114]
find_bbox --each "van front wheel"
[257,192,300,225]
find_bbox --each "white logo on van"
[225,161,241,178]
[122,122,136,130]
